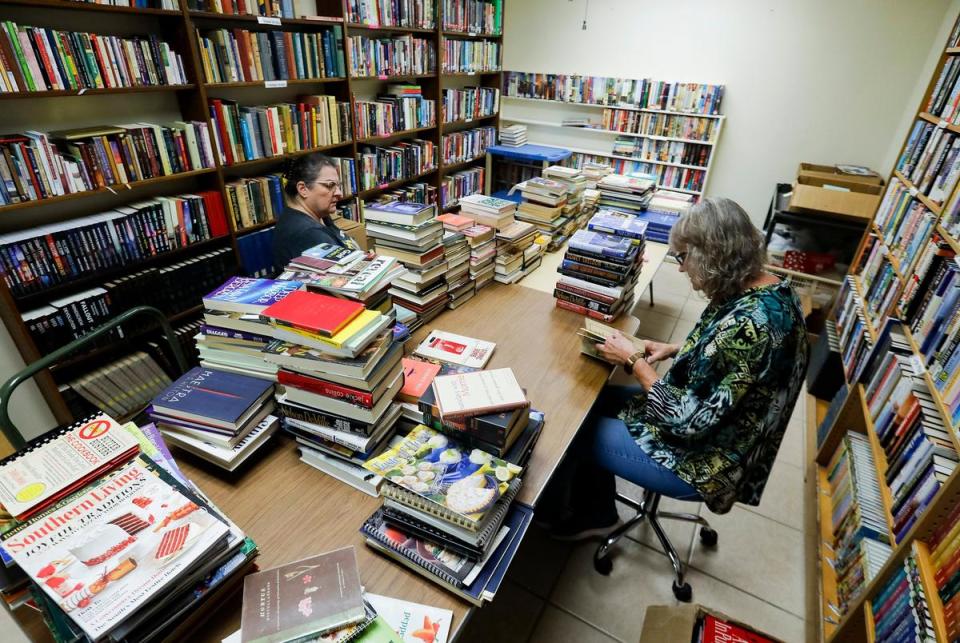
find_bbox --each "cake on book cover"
[432,369,527,421]
[363,425,522,526]
[240,547,365,643]
[260,290,364,338]
[203,277,303,314]
[413,330,495,369]
[151,367,274,428]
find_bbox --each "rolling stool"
[593,487,717,602]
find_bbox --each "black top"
[272,205,352,269]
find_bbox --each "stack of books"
[278,243,406,315]
[543,165,589,231]
[513,176,570,251]
[869,552,936,642]
[554,222,645,322]
[0,414,258,641]
[500,123,527,146]
[459,193,518,230]
[928,501,960,638]
[596,174,656,216]
[638,189,694,243]
[827,433,893,612]
[466,224,498,290]
[443,228,475,309]
[494,220,542,284]
[149,366,279,471]
[199,276,305,380]
[581,161,613,188]
[259,290,403,494]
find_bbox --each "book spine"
[277,371,374,407]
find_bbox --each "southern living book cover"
[3,457,229,641]
[240,547,365,643]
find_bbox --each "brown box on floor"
[787,176,883,221]
[797,162,884,188]
[638,604,784,643]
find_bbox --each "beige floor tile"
[457,580,545,643]
[615,477,700,564]
[776,419,805,469]
[740,460,804,530]
[550,540,680,642]
[506,523,574,599]
[669,319,698,345]
[688,507,805,617]
[679,297,708,322]
[528,606,620,643]
[685,568,807,643]
[647,291,687,318]
[635,310,678,343]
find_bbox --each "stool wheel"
[672,581,692,602]
[593,555,613,576]
[699,527,718,547]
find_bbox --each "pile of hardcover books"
[639,189,695,243]
[499,123,527,146]
[581,161,613,188]
[359,332,538,605]
[553,213,646,322]
[149,365,279,471]
[458,193,518,230]
[199,276,305,380]
[513,176,570,251]
[0,413,258,641]
[463,223,498,290]
[543,165,588,232]
[442,226,475,309]
[493,220,542,284]
[257,289,403,496]
[596,174,656,216]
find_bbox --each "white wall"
[503,0,956,224]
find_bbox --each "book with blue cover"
[587,211,648,240]
[150,367,274,429]
[568,229,638,261]
[202,276,303,314]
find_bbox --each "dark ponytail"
[282,153,339,199]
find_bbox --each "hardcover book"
[458,194,516,214]
[413,330,495,369]
[587,211,649,241]
[568,229,638,261]
[151,367,274,430]
[261,290,364,338]
[241,547,365,643]
[432,369,527,421]
[203,277,303,314]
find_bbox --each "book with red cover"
[398,357,441,404]
[261,290,364,337]
[278,369,374,408]
[702,614,776,643]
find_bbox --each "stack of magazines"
[0,413,257,642]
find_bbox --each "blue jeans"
[540,384,699,524]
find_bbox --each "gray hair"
[669,197,767,302]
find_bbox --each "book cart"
[807,9,960,642]
[0,0,505,431]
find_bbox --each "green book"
[354,616,402,643]
[3,22,35,92]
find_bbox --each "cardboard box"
[638,604,784,643]
[798,162,884,187]
[787,176,882,221]
[335,218,368,251]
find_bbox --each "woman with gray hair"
[544,197,808,539]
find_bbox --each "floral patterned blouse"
[619,281,808,514]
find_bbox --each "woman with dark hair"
[544,197,809,539]
[272,153,355,268]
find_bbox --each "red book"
[702,614,775,643]
[278,369,373,408]
[399,357,441,404]
[260,290,364,337]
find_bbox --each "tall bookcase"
[0,0,504,433]
[809,10,960,642]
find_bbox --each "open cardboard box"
[798,162,884,188]
[787,176,883,221]
[638,604,784,642]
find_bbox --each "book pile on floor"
[148,366,279,471]
[493,220,542,284]
[256,289,403,496]
[278,243,406,316]
[513,175,570,251]
[553,214,645,321]
[359,332,537,605]
[453,218,498,291]
[0,413,258,641]
[442,226,475,309]
[827,433,892,612]
[543,165,589,232]
[581,161,613,188]
[357,200,451,329]
[199,276,305,381]
[458,193,518,230]
[499,123,527,146]
[596,174,656,218]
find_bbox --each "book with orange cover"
[399,358,442,405]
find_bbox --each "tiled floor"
[458,259,809,643]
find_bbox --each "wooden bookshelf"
[811,10,960,641]
[0,0,504,427]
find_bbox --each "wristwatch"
[624,351,645,374]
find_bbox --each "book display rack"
[0,0,504,431]
[810,10,960,642]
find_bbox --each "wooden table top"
[15,283,639,642]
